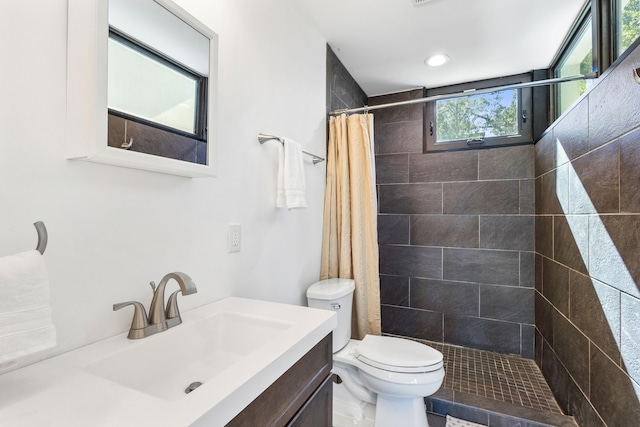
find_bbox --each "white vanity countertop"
[0,297,336,426]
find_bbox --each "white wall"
[0,0,327,370]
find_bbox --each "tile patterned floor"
[424,340,562,415]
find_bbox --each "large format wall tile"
[570,273,621,362]
[409,150,478,182]
[535,216,553,258]
[444,314,521,354]
[567,380,606,427]
[554,99,589,161]
[621,293,640,385]
[542,258,570,316]
[443,248,520,286]
[520,179,536,214]
[480,215,534,251]
[541,339,570,412]
[568,140,619,214]
[379,245,442,278]
[620,127,640,213]
[553,215,588,275]
[379,183,442,214]
[480,285,534,323]
[370,90,424,125]
[443,181,520,214]
[588,45,640,150]
[521,252,535,287]
[326,46,367,114]
[522,324,535,358]
[537,168,568,215]
[381,305,442,341]
[411,215,479,248]
[377,214,410,245]
[590,344,640,427]
[535,292,555,346]
[411,278,479,317]
[380,274,409,307]
[478,144,534,180]
[376,154,409,184]
[375,121,424,154]
[590,214,640,296]
[552,310,590,394]
[535,254,543,293]
[535,130,555,177]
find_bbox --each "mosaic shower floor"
[426,341,561,414]
[385,335,577,426]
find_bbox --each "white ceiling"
[292,0,587,96]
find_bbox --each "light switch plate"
[228,223,241,253]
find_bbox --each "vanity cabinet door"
[286,375,332,427]
[226,333,332,427]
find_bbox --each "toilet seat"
[354,335,443,373]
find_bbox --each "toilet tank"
[306,278,355,352]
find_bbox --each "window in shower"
[425,73,532,152]
[554,13,593,118]
[617,0,640,55]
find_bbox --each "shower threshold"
[386,335,578,427]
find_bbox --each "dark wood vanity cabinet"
[226,333,333,427]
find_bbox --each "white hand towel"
[276,138,307,210]
[0,250,57,364]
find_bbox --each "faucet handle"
[113,301,149,331]
[165,290,181,319]
[165,290,184,328]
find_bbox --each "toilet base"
[333,382,375,427]
[374,395,429,427]
[333,381,429,427]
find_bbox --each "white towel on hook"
[0,250,57,365]
[277,138,307,210]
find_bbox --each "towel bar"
[258,134,325,164]
[34,221,47,255]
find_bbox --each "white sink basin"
[0,297,336,426]
[85,311,294,401]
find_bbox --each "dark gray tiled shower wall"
[326,49,536,358]
[327,39,640,427]
[326,46,368,115]
[371,89,535,358]
[533,43,640,427]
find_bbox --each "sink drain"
[185,381,203,394]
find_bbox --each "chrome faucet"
[113,272,198,339]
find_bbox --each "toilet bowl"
[307,279,445,427]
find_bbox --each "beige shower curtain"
[321,113,381,339]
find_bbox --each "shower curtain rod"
[328,73,598,116]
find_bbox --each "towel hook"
[34,221,47,255]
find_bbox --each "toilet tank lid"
[306,278,355,300]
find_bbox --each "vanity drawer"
[226,333,332,427]
[286,374,332,427]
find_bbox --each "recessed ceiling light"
[425,54,449,67]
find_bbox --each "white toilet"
[307,278,445,427]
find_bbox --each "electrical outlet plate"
[228,224,241,253]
